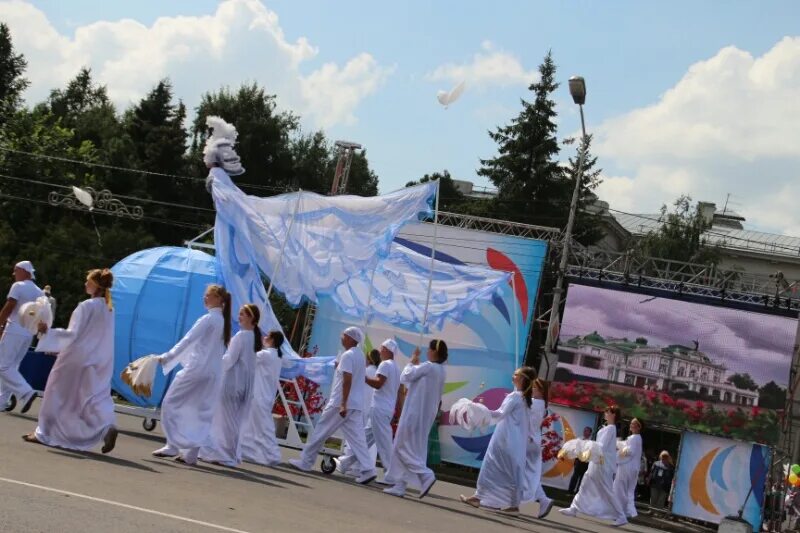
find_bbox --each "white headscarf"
[343,327,364,345]
[203,116,245,176]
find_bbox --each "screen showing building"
[554,284,796,444]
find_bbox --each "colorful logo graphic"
[689,445,768,516]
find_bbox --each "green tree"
[563,133,603,245]
[728,373,759,392]
[405,170,465,212]
[0,23,28,124]
[290,131,331,191]
[758,381,786,410]
[341,150,378,197]
[477,51,566,228]
[635,196,721,265]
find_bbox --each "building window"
[582,357,602,370]
[641,360,648,369]
[624,375,635,386]
[591,348,600,356]
[677,367,685,377]
[689,369,696,378]
[701,372,708,382]
[559,352,575,365]
[724,392,732,403]
[712,390,720,399]
[659,363,668,374]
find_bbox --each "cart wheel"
[320,456,336,475]
[3,395,16,412]
[142,419,157,432]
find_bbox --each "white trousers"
[298,406,374,475]
[340,409,393,473]
[0,331,33,404]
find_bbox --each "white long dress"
[200,329,256,466]
[34,298,115,450]
[568,424,627,522]
[474,391,529,509]
[159,308,226,454]
[385,361,445,486]
[522,398,552,506]
[241,347,283,466]
[614,433,643,518]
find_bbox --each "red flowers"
[272,376,325,417]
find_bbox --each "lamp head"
[569,76,586,105]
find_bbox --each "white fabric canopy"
[332,243,511,330]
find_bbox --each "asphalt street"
[0,406,665,533]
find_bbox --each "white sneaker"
[356,471,377,485]
[612,517,628,527]
[288,459,312,472]
[152,445,178,457]
[559,507,577,517]
[383,484,406,497]
[537,499,554,519]
[418,473,436,499]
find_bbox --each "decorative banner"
[672,431,770,530]
[307,221,548,467]
[540,405,599,490]
[556,284,796,444]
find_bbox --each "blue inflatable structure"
[111,246,220,407]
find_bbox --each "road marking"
[0,476,252,533]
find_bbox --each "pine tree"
[478,51,565,227]
[0,23,28,124]
[405,170,465,212]
[563,133,604,245]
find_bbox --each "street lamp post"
[539,76,589,381]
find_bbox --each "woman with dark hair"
[152,284,232,466]
[241,330,285,466]
[382,339,447,499]
[459,366,536,514]
[25,269,117,453]
[560,405,628,527]
[200,304,260,467]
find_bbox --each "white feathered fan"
[449,398,494,431]
[120,355,160,397]
[558,438,606,464]
[19,296,53,336]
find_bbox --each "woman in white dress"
[200,304,260,467]
[523,378,555,519]
[383,339,447,499]
[152,284,231,465]
[241,330,285,466]
[560,406,628,527]
[24,269,117,453]
[459,366,536,514]
[614,418,643,518]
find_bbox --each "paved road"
[0,406,664,533]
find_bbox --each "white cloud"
[427,40,537,88]
[0,0,392,127]
[595,37,800,235]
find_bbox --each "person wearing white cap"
[337,338,402,480]
[289,326,377,484]
[0,261,43,413]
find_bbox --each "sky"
[2,1,800,234]
[560,285,795,387]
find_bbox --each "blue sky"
[6,1,800,233]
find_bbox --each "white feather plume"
[205,116,238,143]
[449,398,494,431]
[19,296,53,336]
[120,355,160,397]
[203,116,245,176]
[558,438,605,464]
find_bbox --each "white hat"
[15,261,35,279]
[380,339,399,355]
[203,116,245,176]
[343,326,364,345]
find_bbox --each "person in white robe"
[382,339,447,499]
[241,330,285,466]
[339,340,402,479]
[152,285,231,466]
[523,378,555,519]
[560,406,628,527]
[289,327,377,485]
[337,348,380,475]
[200,304,260,467]
[460,366,536,514]
[614,418,643,518]
[0,261,43,413]
[24,269,117,453]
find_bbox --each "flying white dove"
[437,81,466,109]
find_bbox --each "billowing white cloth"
[159,308,225,451]
[474,391,530,509]
[523,398,551,505]
[241,348,283,466]
[449,398,494,431]
[200,330,256,466]
[332,243,511,330]
[614,434,643,518]
[568,424,626,522]
[385,362,445,486]
[34,298,116,450]
[559,438,606,464]
[210,167,436,307]
[18,295,53,335]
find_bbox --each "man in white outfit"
[0,261,43,413]
[289,327,377,484]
